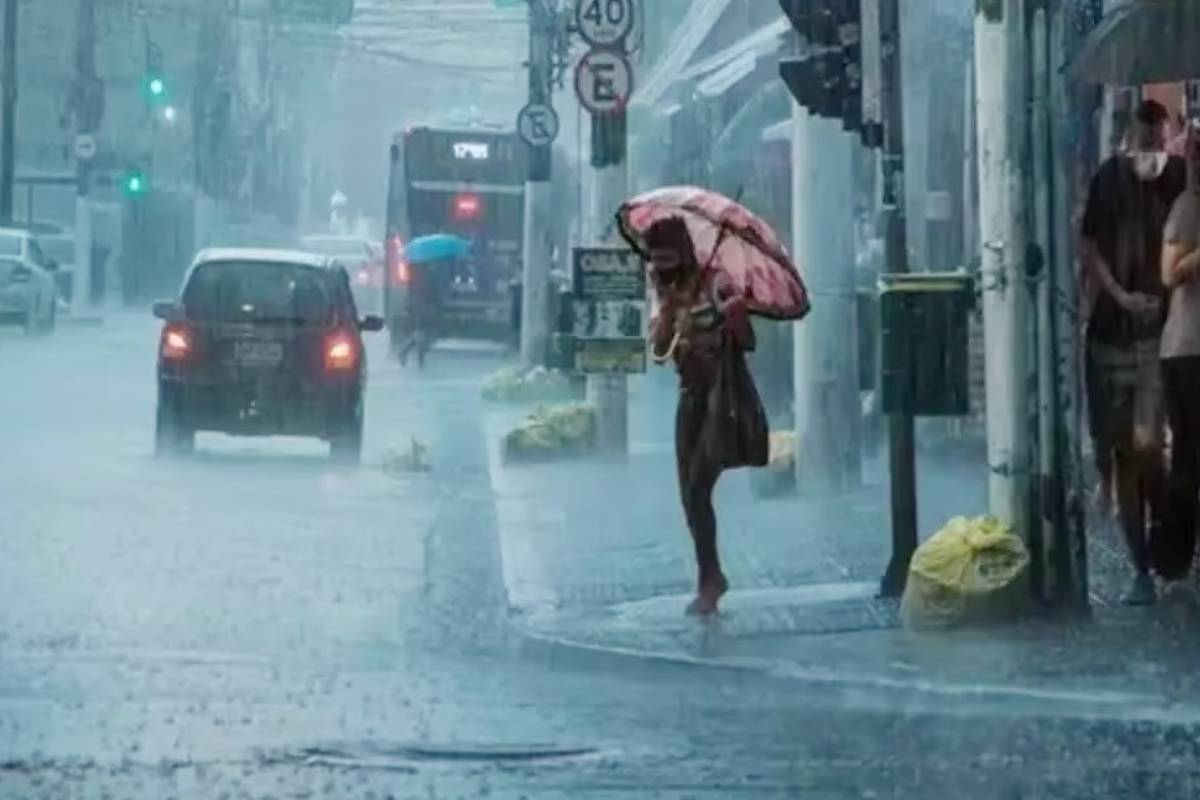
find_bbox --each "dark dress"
[671,296,757,586]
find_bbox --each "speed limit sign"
[576,0,634,47]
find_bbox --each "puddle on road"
[262,742,601,771]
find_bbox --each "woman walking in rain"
[621,188,810,617]
[646,218,755,614]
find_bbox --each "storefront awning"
[632,0,733,109]
[639,14,790,109]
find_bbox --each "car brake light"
[325,335,357,370]
[453,193,483,221]
[161,327,190,360]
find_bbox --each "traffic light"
[144,42,168,105]
[122,170,148,196]
[778,0,882,149]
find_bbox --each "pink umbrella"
[616,186,810,321]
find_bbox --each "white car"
[0,227,57,334]
[299,235,384,311]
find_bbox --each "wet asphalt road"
[1,314,1199,799]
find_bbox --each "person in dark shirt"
[1081,99,1186,605]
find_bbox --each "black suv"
[152,248,384,462]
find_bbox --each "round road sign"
[576,0,635,47]
[74,133,97,162]
[517,102,561,147]
[574,49,634,115]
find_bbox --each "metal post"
[74,0,96,311]
[520,0,554,368]
[0,0,16,223]
[878,0,917,598]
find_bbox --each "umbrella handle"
[651,330,682,364]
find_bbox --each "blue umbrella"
[405,234,472,265]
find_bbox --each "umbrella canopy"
[404,234,471,265]
[617,186,810,321]
[1068,0,1200,86]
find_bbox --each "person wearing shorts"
[1081,99,1185,605]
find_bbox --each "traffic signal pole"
[0,0,16,223]
[74,0,97,311]
[876,0,917,598]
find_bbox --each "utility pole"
[877,0,918,598]
[73,0,98,311]
[0,0,17,222]
[975,0,1031,540]
[586,138,630,454]
[794,106,861,493]
[520,0,556,368]
[575,0,636,455]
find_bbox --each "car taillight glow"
[325,335,357,370]
[161,327,190,360]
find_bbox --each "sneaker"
[1120,573,1157,606]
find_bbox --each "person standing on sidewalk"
[1081,99,1186,605]
[646,216,765,616]
[1158,125,1200,585]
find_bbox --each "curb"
[514,621,1200,725]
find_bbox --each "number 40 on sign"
[576,0,635,47]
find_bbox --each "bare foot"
[686,574,729,617]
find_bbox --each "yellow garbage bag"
[900,515,1030,631]
[504,403,597,461]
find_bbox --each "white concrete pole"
[520,181,553,366]
[793,105,861,493]
[519,0,554,367]
[587,147,629,454]
[975,0,1031,531]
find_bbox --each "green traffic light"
[145,74,167,104]
[123,172,147,195]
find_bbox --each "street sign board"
[573,247,643,300]
[517,102,560,147]
[74,134,97,162]
[571,247,646,373]
[575,0,635,47]
[575,338,646,373]
[575,49,634,114]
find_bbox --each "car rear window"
[183,261,335,325]
[302,239,367,260]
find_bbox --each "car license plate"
[233,340,283,365]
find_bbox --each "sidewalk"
[484,371,1182,717]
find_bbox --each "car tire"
[329,411,363,465]
[39,298,56,335]
[22,302,38,337]
[155,400,195,458]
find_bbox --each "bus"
[384,126,528,347]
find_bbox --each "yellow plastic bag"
[900,515,1030,631]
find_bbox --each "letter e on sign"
[574,50,633,115]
